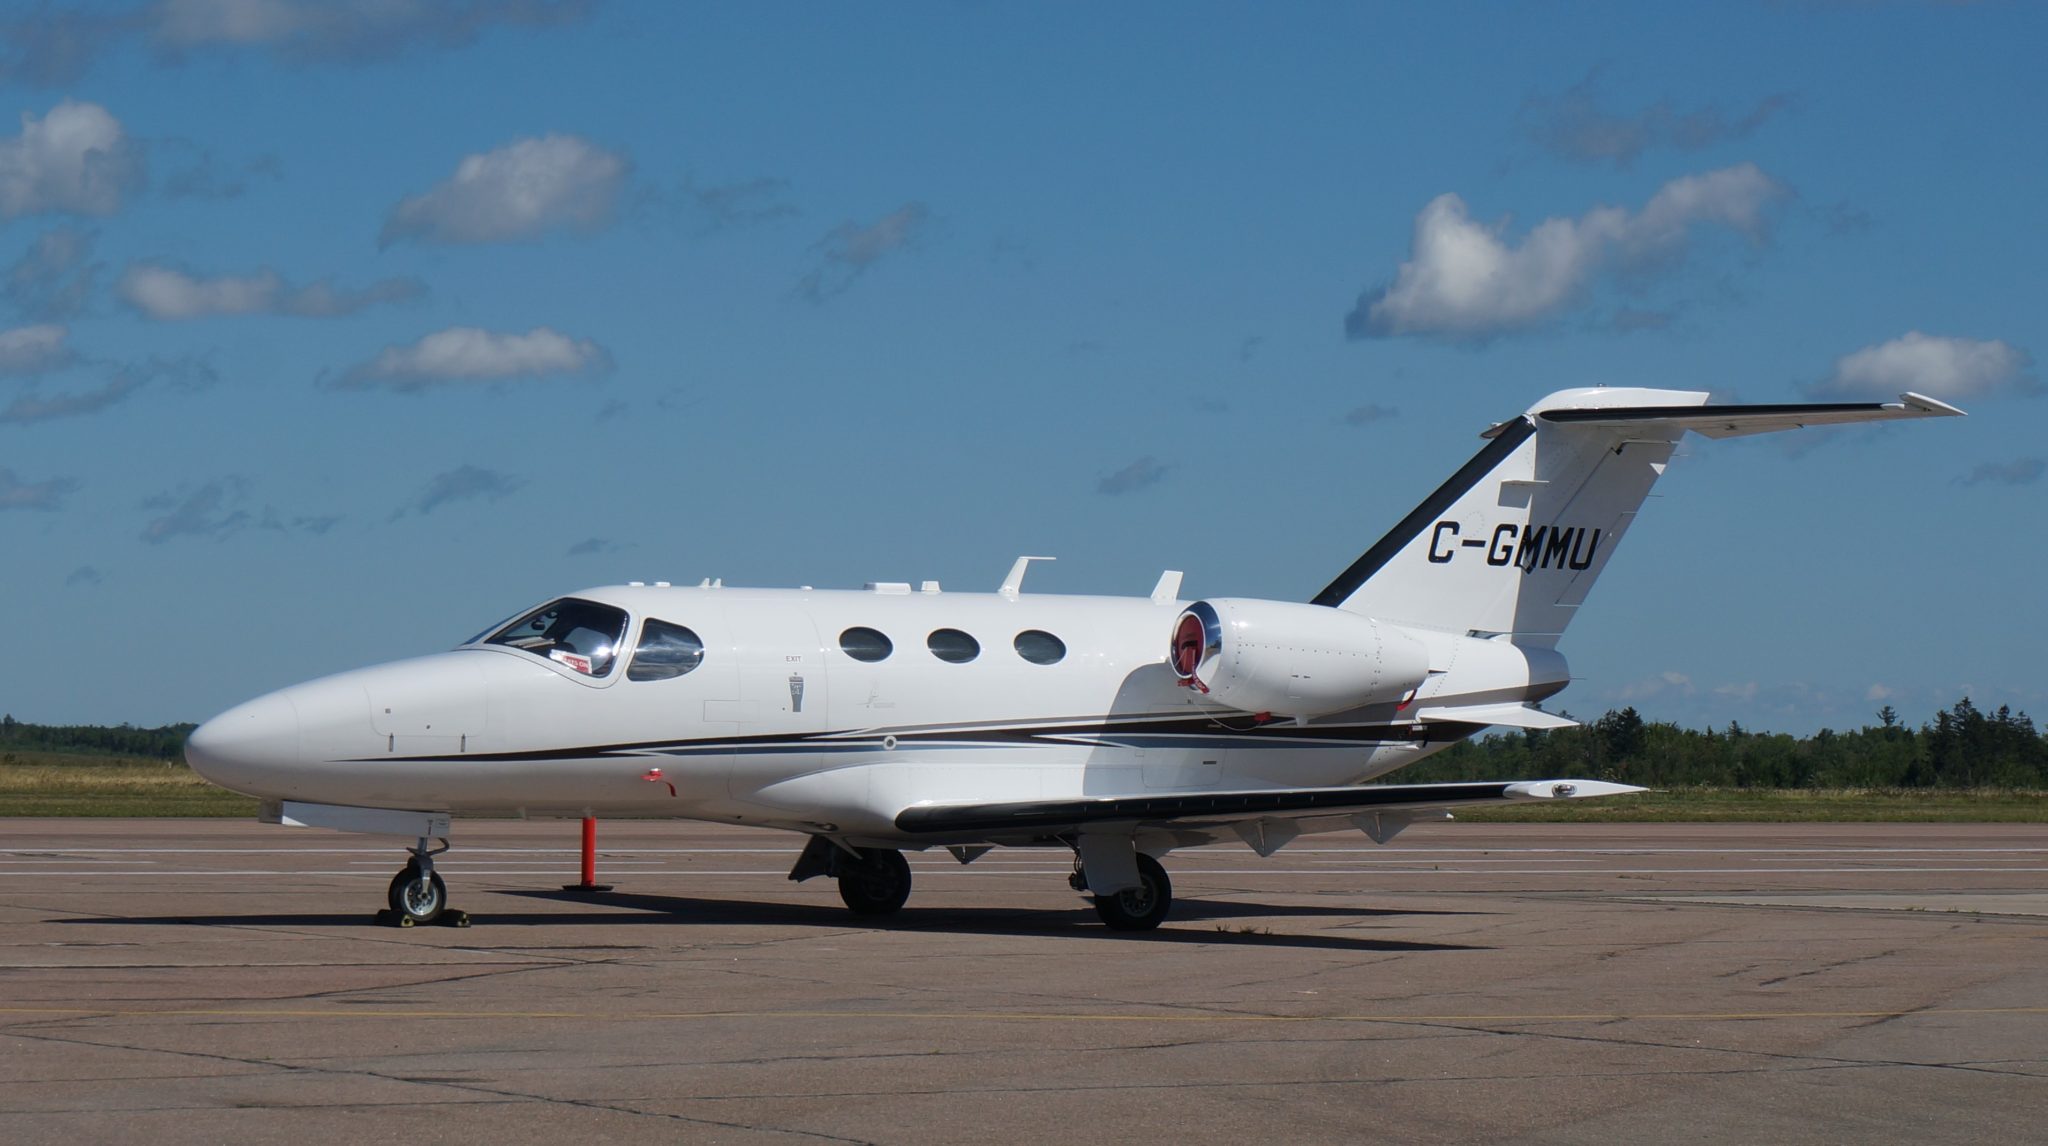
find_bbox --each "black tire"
[836,848,912,916]
[1093,853,1171,931]
[388,863,448,925]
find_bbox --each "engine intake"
[1169,598,1430,718]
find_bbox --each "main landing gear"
[836,848,913,915]
[787,837,913,917]
[787,836,1174,931]
[379,836,470,928]
[1072,853,1173,931]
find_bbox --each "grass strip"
[1,752,258,817]
[4,752,2045,821]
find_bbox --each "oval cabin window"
[1013,629,1066,665]
[839,626,894,663]
[926,628,980,664]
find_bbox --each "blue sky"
[0,1,2041,733]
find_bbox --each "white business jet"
[185,387,1961,929]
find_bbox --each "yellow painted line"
[3,1005,2045,1024]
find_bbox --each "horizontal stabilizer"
[894,778,1645,836]
[1535,392,1964,439]
[1416,703,1579,730]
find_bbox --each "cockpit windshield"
[484,598,629,677]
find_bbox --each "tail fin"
[1312,387,1962,646]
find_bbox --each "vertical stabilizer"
[1312,387,1962,646]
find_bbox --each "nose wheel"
[378,837,470,927]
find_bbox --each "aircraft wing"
[892,778,1642,843]
[1533,391,1964,439]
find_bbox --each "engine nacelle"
[1168,598,1431,718]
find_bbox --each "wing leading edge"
[893,778,1643,837]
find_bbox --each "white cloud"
[1348,164,1784,340]
[151,0,591,62]
[140,479,250,544]
[0,9,128,88]
[155,0,319,46]
[400,464,523,517]
[1813,332,2033,400]
[0,466,80,511]
[0,354,214,425]
[380,134,627,246]
[158,142,282,201]
[1615,670,1696,701]
[138,477,339,542]
[1714,681,1759,703]
[0,323,72,375]
[117,263,423,320]
[686,175,798,231]
[1865,683,1897,702]
[120,265,268,317]
[5,226,100,319]
[1097,456,1167,496]
[1958,458,2045,488]
[1521,71,1792,169]
[1341,403,1398,426]
[0,100,140,218]
[333,326,611,392]
[798,202,930,300]
[1,2,593,86]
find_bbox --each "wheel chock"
[440,910,472,928]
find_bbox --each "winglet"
[1898,391,1967,417]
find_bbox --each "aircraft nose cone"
[186,691,302,797]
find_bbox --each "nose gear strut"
[379,835,470,928]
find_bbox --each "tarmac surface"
[3,817,2046,1144]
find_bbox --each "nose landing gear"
[378,836,470,928]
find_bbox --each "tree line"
[0,714,196,761]
[1405,698,2048,789]
[3,698,2045,788]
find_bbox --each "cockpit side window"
[629,619,706,682]
[485,598,629,677]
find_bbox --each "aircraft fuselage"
[191,584,1564,841]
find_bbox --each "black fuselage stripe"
[338,718,1482,765]
[893,782,1516,833]
[1310,416,1537,608]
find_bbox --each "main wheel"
[388,862,448,925]
[836,848,912,916]
[1093,853,1171,931]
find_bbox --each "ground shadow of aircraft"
[62,890,1488,954]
